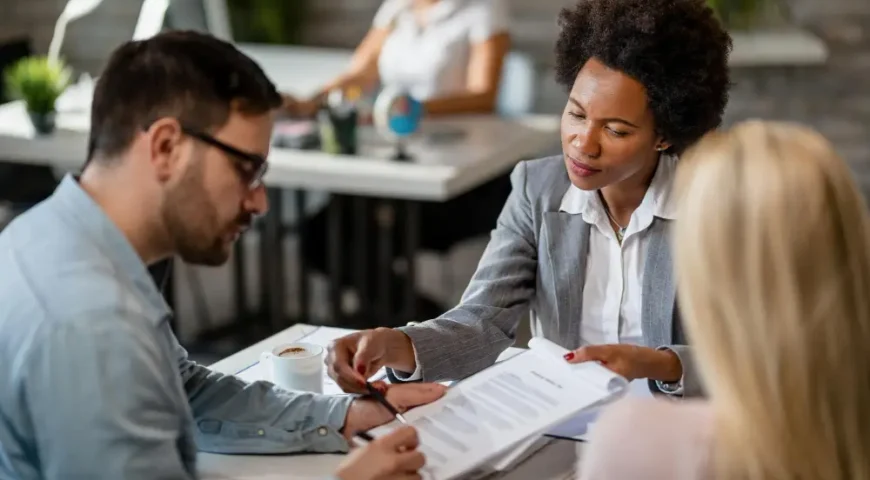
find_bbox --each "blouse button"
[317,427,329,437]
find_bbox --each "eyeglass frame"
[138,120,269,190]
[180,126,269,190]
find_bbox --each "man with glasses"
[0,31,443,479]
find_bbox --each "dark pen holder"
[318,107,358,156]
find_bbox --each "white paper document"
[544,378,653,441]
[537,340,653,442]
[368,338,628,480]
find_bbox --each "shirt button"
[317,427,329,437]
[258,429,265,436]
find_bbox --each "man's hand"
[342,383,447,439]
[563,344,682,382]
[327,328,417,394]
[335,426,425,480]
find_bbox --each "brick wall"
[725,4,870,192]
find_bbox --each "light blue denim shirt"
[0,175,353,479]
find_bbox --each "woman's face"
[560,57,667,190]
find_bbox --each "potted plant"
[3,56,71,135]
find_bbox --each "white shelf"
[730,28,829,67]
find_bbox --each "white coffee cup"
[261,343,324,393]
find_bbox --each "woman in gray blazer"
[326,0,732,398]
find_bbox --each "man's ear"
[146,118,184,183]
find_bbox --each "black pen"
[353,430,375,447]
[354,430,409,453]
[365,381,409,425]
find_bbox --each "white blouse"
[372,0,510,101]
[558,154,678,347]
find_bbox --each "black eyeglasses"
[181,126,268,190]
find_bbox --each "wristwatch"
[655,346,684,395]
[656,378,684,395]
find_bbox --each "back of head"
[87,30,281,164]
[675,120,870,479]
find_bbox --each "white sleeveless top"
[373,0,510,101]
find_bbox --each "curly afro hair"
[554,0,732,155]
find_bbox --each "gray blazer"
[391,156,701,397]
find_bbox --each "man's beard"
[161,165,251,267]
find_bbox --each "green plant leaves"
[226,0,307,45]
[706,0,765,29]
[3,56,72,115]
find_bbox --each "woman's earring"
[655,145,665,151]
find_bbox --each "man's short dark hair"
[88,30,281,163]
[554,0,732,155]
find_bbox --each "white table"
[0,39,559,202]
[0,99,558,201]
[199,324,583,480]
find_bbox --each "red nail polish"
[356,364,366,375]
[564,352,575,361]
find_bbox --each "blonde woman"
[580,120,870,480]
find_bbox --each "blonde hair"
[675,120,870,479]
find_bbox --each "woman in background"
[285,0,511,116]
[580,120,870,479]
[289,0,515,320]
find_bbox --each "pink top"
[579,398,716,480]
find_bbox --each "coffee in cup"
[278,346,311,357]
[261,342,324,393]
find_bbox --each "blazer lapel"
[542,212,591,350]
[641,218,677,347]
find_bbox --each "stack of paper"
[367,338,628,480]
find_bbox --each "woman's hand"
[280,93,320,118]
[327,328,418,394]
[335,426,426,480]
[563,344,682,382]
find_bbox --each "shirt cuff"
[194,392,354,454]
[307,393,355,452]
[654,346,684,396]
[389,343,423,382]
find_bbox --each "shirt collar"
[51,174,172,322]
[419,0,462,25]
[559,153,678,221]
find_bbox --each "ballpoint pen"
[353,429,411,454]
[365,381,409,425]
[352,430,375,448]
